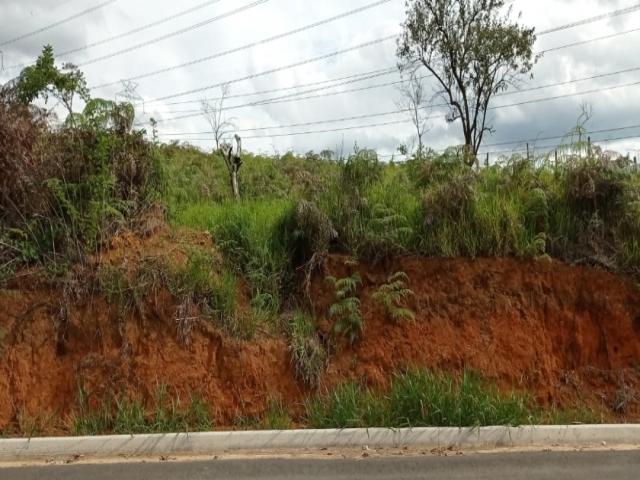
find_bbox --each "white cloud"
[1,0,639,159]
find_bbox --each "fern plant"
[326,273,363,345]
[372,272,415,323]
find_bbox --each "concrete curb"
[1,425,639,461]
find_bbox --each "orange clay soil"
[1,228,640,434]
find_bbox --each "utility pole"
[116,80,145,114]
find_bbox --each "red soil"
[1,229,640,434]
[316,255,640,419]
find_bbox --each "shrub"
[288,311,327,387]
[372,272,415,323]
[326,273,363,345]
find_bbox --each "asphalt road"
[2,451,639,480]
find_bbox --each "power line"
[93,1,640,95]
[4,0,227,71]
[90,0,392,88]
[78,0,271,67]
[0,0,119,47]
[155,67,397,107]
[157,79,640,139]
[146,61,640,125]
[479,123,640,151]
[537,2,640,35]
[148,34,396,102]
[141,13,640,117]
[539,26,640,54]
[143,24,640,114]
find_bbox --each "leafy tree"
[14,45,90,123]
[397,0,537,165]
[66,98,135,133]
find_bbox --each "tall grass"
[306,370,537,429]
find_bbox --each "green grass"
[306,371,538,429]
[72,386,213,436]
[288,311,327,387]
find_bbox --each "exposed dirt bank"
[1,229,639,434]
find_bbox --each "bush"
[326,273,363,345]
[288,311,327,387]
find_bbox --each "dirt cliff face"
[316,255,640,417]
[1,232,640,434]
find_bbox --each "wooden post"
[587,136,592,158]
[554,150,558,177]
[526,143,530,161]
[485,152,489,168]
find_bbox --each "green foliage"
[14,45,89,118]
[261,399,293,430]
[372,272,415,323]
[305,383,386,429]
[72,385,213,436]
[387,370,535,428]
[288,311,327,387]
[326,273,363,345]
[398,0,537,160]
[306,370,537,429]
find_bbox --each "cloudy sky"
[1,0,639,159]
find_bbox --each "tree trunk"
[230,167,240,200]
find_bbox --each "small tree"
[14,45,89,124]
[397,0,537,165]
[222,134,243,200]
[396,69,430,158]
[201,84,235,151]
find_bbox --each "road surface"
[2,450,639,479]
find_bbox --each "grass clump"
[306,370,537,429]
[72,385,213,436]
[305,383,386,429]
[288,311,327,387]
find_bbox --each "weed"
[372,272,415,323]
[261,399,292,430]
[326,273,363,345]
[288,311,327,387]
[305,383,386,429]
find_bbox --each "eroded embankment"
[1,230,640,434]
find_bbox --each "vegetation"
[306,370,537,429]
[326,273,364,345]
[372,272,415,323]
[72,385,213,436]
[288,311,327,387]
[1,33,638,437]
[398,0,538,162]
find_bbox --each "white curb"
[0,425,639,461]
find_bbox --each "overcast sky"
[1,0,639,159]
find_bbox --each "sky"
[1,0,640,160]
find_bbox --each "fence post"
[554,149,558,177]
[485,152,489,168]
[634,156,638,172]
[526,143,530,162]
[587,136,592,158]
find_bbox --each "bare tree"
[201,84,235,151]
[398,0,538,165]
[222,134,243,200]
[396,69,430,158]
